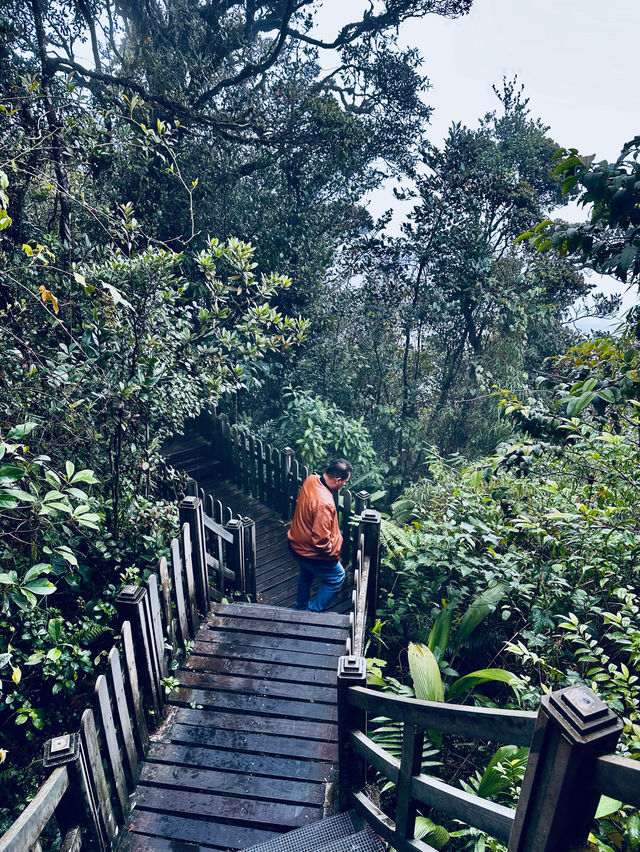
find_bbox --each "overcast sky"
[318,0,640,325]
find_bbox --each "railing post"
[179,496,209,613]
[360,509,381,624]
[507,685,623,852]
[225,517,245,594]
[280,447,295,519]
[355,490,370,513]
[217,414,232,475]
[242,516,257,599]
[337,655,368,811]
[115,585,163,719]
[43,733,108,851]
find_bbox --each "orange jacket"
[287,475,342,561]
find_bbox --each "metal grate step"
[242,811,384,852]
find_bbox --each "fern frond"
[71,622,113,646]
[379,518,414,553]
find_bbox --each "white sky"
[318,0,640,327]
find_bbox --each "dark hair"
[326,458,352,480]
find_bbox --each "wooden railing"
[336,659,640,852]
[348,508,381,657]
[0,492,249,852]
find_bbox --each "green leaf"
[46,648,62,663]
[626,814,640,850]
[55,546,78,566]
[6,488,37,503]
[71,469,98,484]
[0,571,17,585]
[0,493,19,508]
[44,470,61,487]
[65,460,75,479]
[427,607,453,660]
[572,390,595,416]
[23,578,57,595]
[0,464,25,485]
[408,642,443,702]
[453,583,507,654]
[414,816,449,849]
[48,617,63,643]
[448,668,523,700]
[6,423,37,440]
[594,795,623,819]
[474,745,530,799]
[24,563,51,582]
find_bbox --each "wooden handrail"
[346,685,536,746]
[0,767,69,852]
[202,512,233,542]
[337,662,636,852]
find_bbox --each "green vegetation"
[1,0,639,847]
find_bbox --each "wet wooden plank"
[182,654,337,686]
[95,674,128,817]
[118,833,225,852]
[196,630,345,658]
[138,762,325,805]
[175,670,336,704]
[204,615,348,644]
[109,647,139,784]
[168,723,338,761]
[134,784,321,828]
[125,811,281,850]
[191,639,340,669]
[169,688,338,722]
[174,708,338,742]
[145,742,333,782]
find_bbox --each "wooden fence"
[336,659,640,852]
[0,493,250,852]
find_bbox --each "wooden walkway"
[164,436,352,613]
[120,602,350,851]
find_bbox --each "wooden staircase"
[119,602,351,851]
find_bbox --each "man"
[287,458,353,612]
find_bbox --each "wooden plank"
[0,767,69,852]
[174,708,338,742]
[411,772,514,843]
[138,761,326,805]
[80,708,118,845]
[192,636,341,668]
[170,687,338,722]
[182,654,338,686]
[212,601,348,628]
[594,753,640,807]
[256,439,266,502]
[181,523,200,633]
[146,741,333,782]
[176,670,336,704]
[170,538,190,645]
[134,785,321,829]
[206,614,347,643]
[108,647,139,785]
[125,810,280,850]
[95,674,128,818]
[147,575,168,680]
[117,832,223,852]
[168,722,338,761]
[157,556,176,660]
[202,513,234,542]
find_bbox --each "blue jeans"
[294,555,345,612]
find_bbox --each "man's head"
[324,458,352,491]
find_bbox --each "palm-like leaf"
[408,641,444,702]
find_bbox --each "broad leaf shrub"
[375,411,640,848]
[0,173,308,825]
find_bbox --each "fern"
[379,518,414,553]
[71,622,113,646]
[369,676,440,791]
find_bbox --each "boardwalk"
[164,435,352,613]
[120,602,349,850]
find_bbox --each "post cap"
[115,584,146,606]
[338,655,367,680]
[356,490,371,500]
[361,509,381,523]
[545,685,623,746]
[225,517,243,530]
[43,732,80,767]
[241,515,256,528]
[282,446,295,456]
[179,495,201,510]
